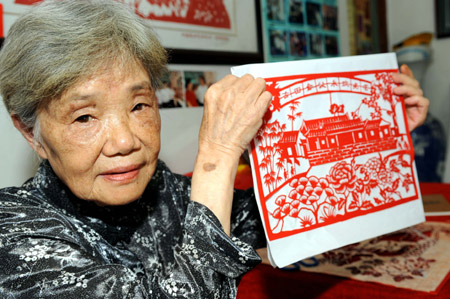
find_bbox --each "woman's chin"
[86,178,148,206]
[91,190,143,206]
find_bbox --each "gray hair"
[0,0,167,132]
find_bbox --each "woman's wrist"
[190,147,240,235]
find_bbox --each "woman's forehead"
[67,63,151,93]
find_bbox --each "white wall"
[0,100,39,187]
[386,0,450,181]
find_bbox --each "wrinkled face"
[35,63,161,205]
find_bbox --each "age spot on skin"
[203,163,216,172]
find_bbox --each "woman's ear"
[11,114,48,159]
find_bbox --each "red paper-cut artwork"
[12,0,231,29]
[254,69,418,241]
[14,0,41,5]
[302,221,450,293]
[232,53,424,267]
[129,0,231,29]
[0,4,3,39]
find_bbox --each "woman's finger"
[255,90,273,112]
[400,64,414,78]
[243,77,268,103]
[391,72,420,88]
[404,94,429,109]
[394,84,423,97]
[230,74,258,94]
[214,74,239,90]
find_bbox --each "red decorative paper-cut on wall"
[14,0,41,5]
[0,4,3,38]
[132,0,231,29]
[13,0,232,30]
[251,69,418,241]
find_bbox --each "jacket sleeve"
[230,188,266,250]
[154,201,262,298]
[121,171,264,298]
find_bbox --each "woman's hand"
[198,74,272,160]
[392,64,430,131]
[191,74,272,235]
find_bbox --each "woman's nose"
[102,116,140,156]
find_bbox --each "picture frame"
[436,0,450,38]
[261,0,341,62]
[159,0,264,65]
[347,0,387,55]
[1,0,264,65]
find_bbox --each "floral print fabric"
[0,160,265,298]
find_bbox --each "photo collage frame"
[262,0,340,62]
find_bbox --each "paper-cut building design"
[279,114,397,167]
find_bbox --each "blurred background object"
[395,33,433,84]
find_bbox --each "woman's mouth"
[100,164,143,183]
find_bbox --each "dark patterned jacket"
[0,160,265,298]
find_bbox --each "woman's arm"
[190,74,272,235]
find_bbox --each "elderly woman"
[0,0,428,298]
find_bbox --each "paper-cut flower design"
[299,215,314,228]
[377,169,392,187]
[327,161,357,194]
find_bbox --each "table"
[236,183,450,298]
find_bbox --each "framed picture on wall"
[2,0,264,65]
[136,0,264,65]
[347,0,387,55]
[261,0,341,62]
[436,0,450,38]
[1,0,41,14]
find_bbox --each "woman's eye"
[75,115,93,123]
[132,103,147,111]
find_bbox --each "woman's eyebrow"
[129,81,152,92]
[63,93,99,112]
[69,94,98,101]
[63,82,152,105]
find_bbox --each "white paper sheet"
[231,53,425,268]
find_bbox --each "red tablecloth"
[236,183,450,298]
